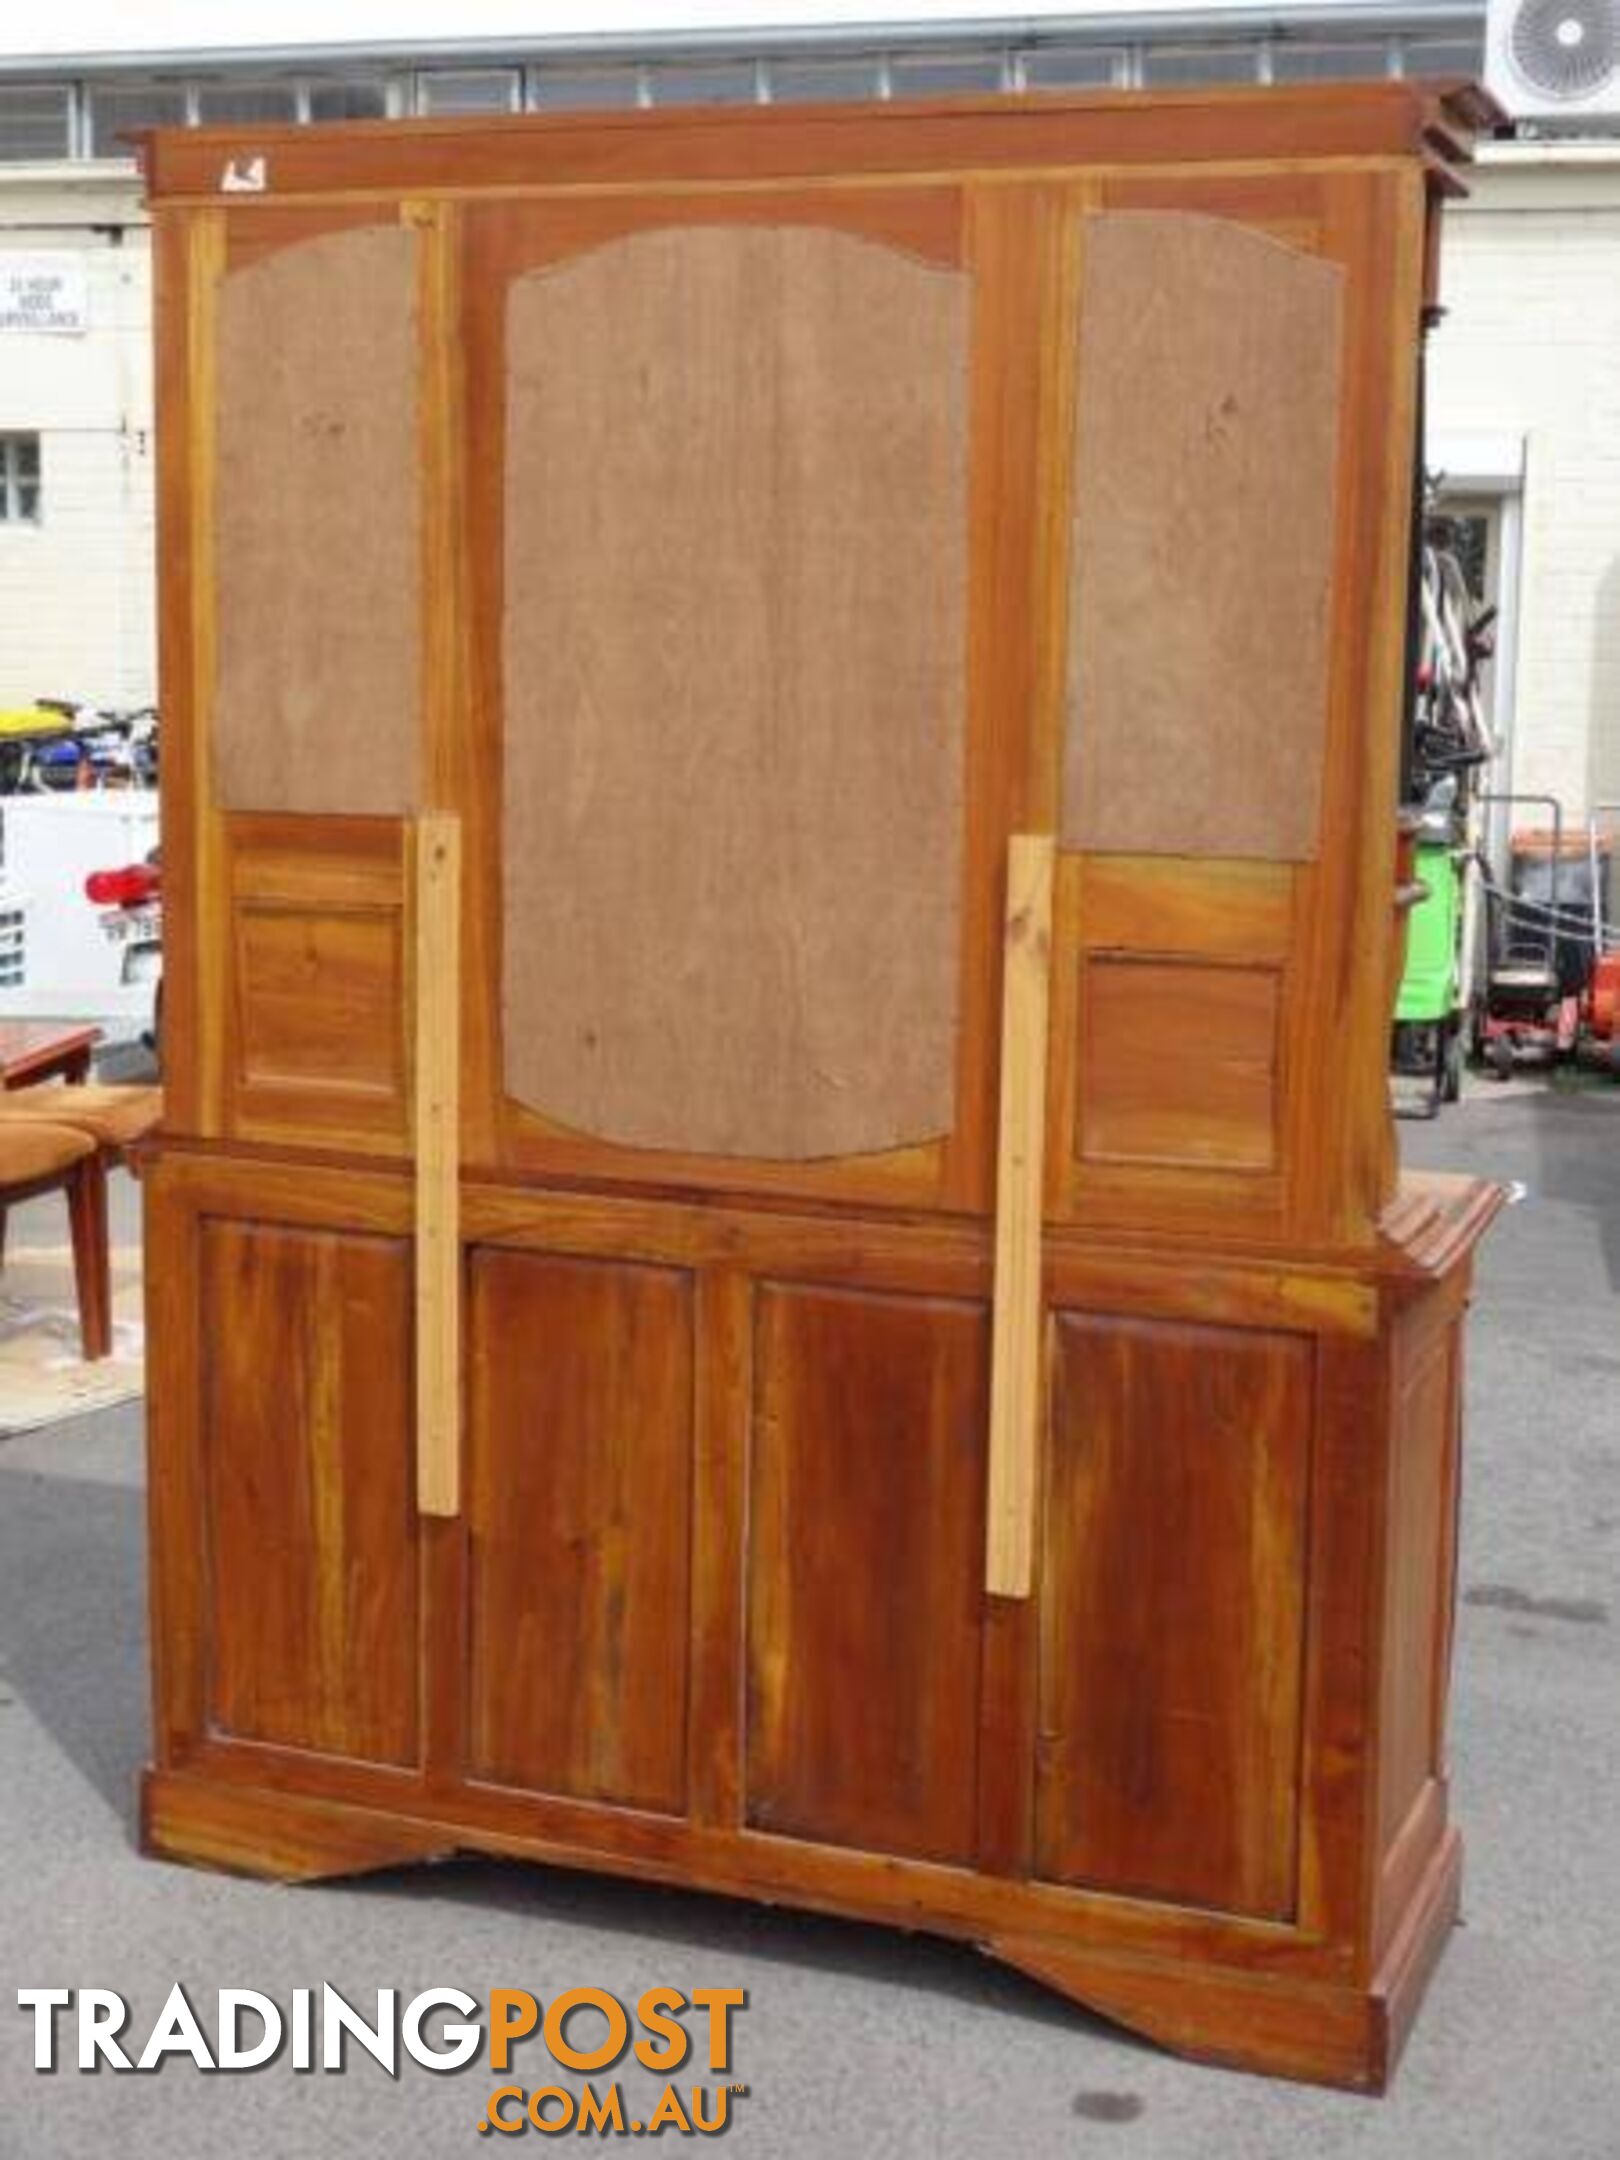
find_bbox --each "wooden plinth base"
[141,1768,1462,2094]
[994,1828,1462,2093]
[141,1769,452,1884]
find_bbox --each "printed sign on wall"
[0,255,89,335]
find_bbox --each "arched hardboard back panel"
[213,223,420,815]
[1064,211,1345,861]
[501,223,970,1161]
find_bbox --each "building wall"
[0,180,153,713]
[1429,152,1620,823]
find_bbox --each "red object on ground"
[1587,953,1620,1055]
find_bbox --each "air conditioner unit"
[1485,0,1620,122]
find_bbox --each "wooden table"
[0,1021,101,1089]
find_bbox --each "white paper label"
[0,255,88,336]
[220,155,268,194]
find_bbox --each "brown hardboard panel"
[501,223,969,1161]
[1064,211,1344,860]
[213,223,420,815]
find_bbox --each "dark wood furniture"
[0,1020,100,1089]
[139,83,1501,2091]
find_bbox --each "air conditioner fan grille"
[1509,0,1620,97]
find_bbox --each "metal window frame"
[84,77,193,159]
[0,11,1485,154]
[413,65,523,116]
[0,433,42,526]
[641,56,762,107]
[0,80,74,162]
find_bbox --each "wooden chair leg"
[65,1154,111,1361]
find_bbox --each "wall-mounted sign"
[0,255,88,336]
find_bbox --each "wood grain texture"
[985,834,1055,1598]
[154,1704,1339,1970]
[144,1770,452,1883]
[466,1250,694,1813]
[747,1283,989,1863]
[223,815,409,1154]
[992,1923,1391,2093]
[1294,1328,1386,1951]
[687,1270,753,1829]
[141,81,1488,206]
[187,210,229,1136]
[413,815,461,1518]
[1078,958,1281,1171]
[1038,1312,1311,1918]
[235,909,402,1094]
[1278,169,1427,1246]
[141,1161,210,1759]
[213,222,420,815]
[151,207,205,1136]
[1048,851,1300,1230]
[1074,854,1295,963]
[200,1219,418,1763]
[1064,211,1344,859]
[142,102,1495,2096]
[501,222,968,1160]
[140,1140,1493,2088]
[1377,1305,1458,1853]
[137,1756,1465,2092]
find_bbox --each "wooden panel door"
[199,1218,418,1764]
[746,1283,990,1864]
[465,1249,695,1814]
[1036,1312,1312,1919]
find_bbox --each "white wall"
[1429,146,1620,823]
[0,172,153,713]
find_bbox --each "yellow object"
[0,707,69,739]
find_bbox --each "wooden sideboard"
[139,82,1502,2090]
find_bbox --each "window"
[307,75,390,122]
[0,85,72,162]
[89,82,189,158]
[1435,504,1495,607]
[767,56,887,102]
[1272,40,1395,82]
[193,79,299,126]
[1142,43,1265,84]
[1021,46,1125,89]
[888,49,1008,95]
[0,896,23,988]
[1398,33,1488,78]
[527,66,640,111]
[646,61,759,106]
[417,70,519,115]
[0,435,41,524]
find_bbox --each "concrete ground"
[0,1086,1617,2158]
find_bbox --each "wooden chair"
[0,1082,163,1159]
[0,1122,111,1360]
[0,1087,162,1366]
